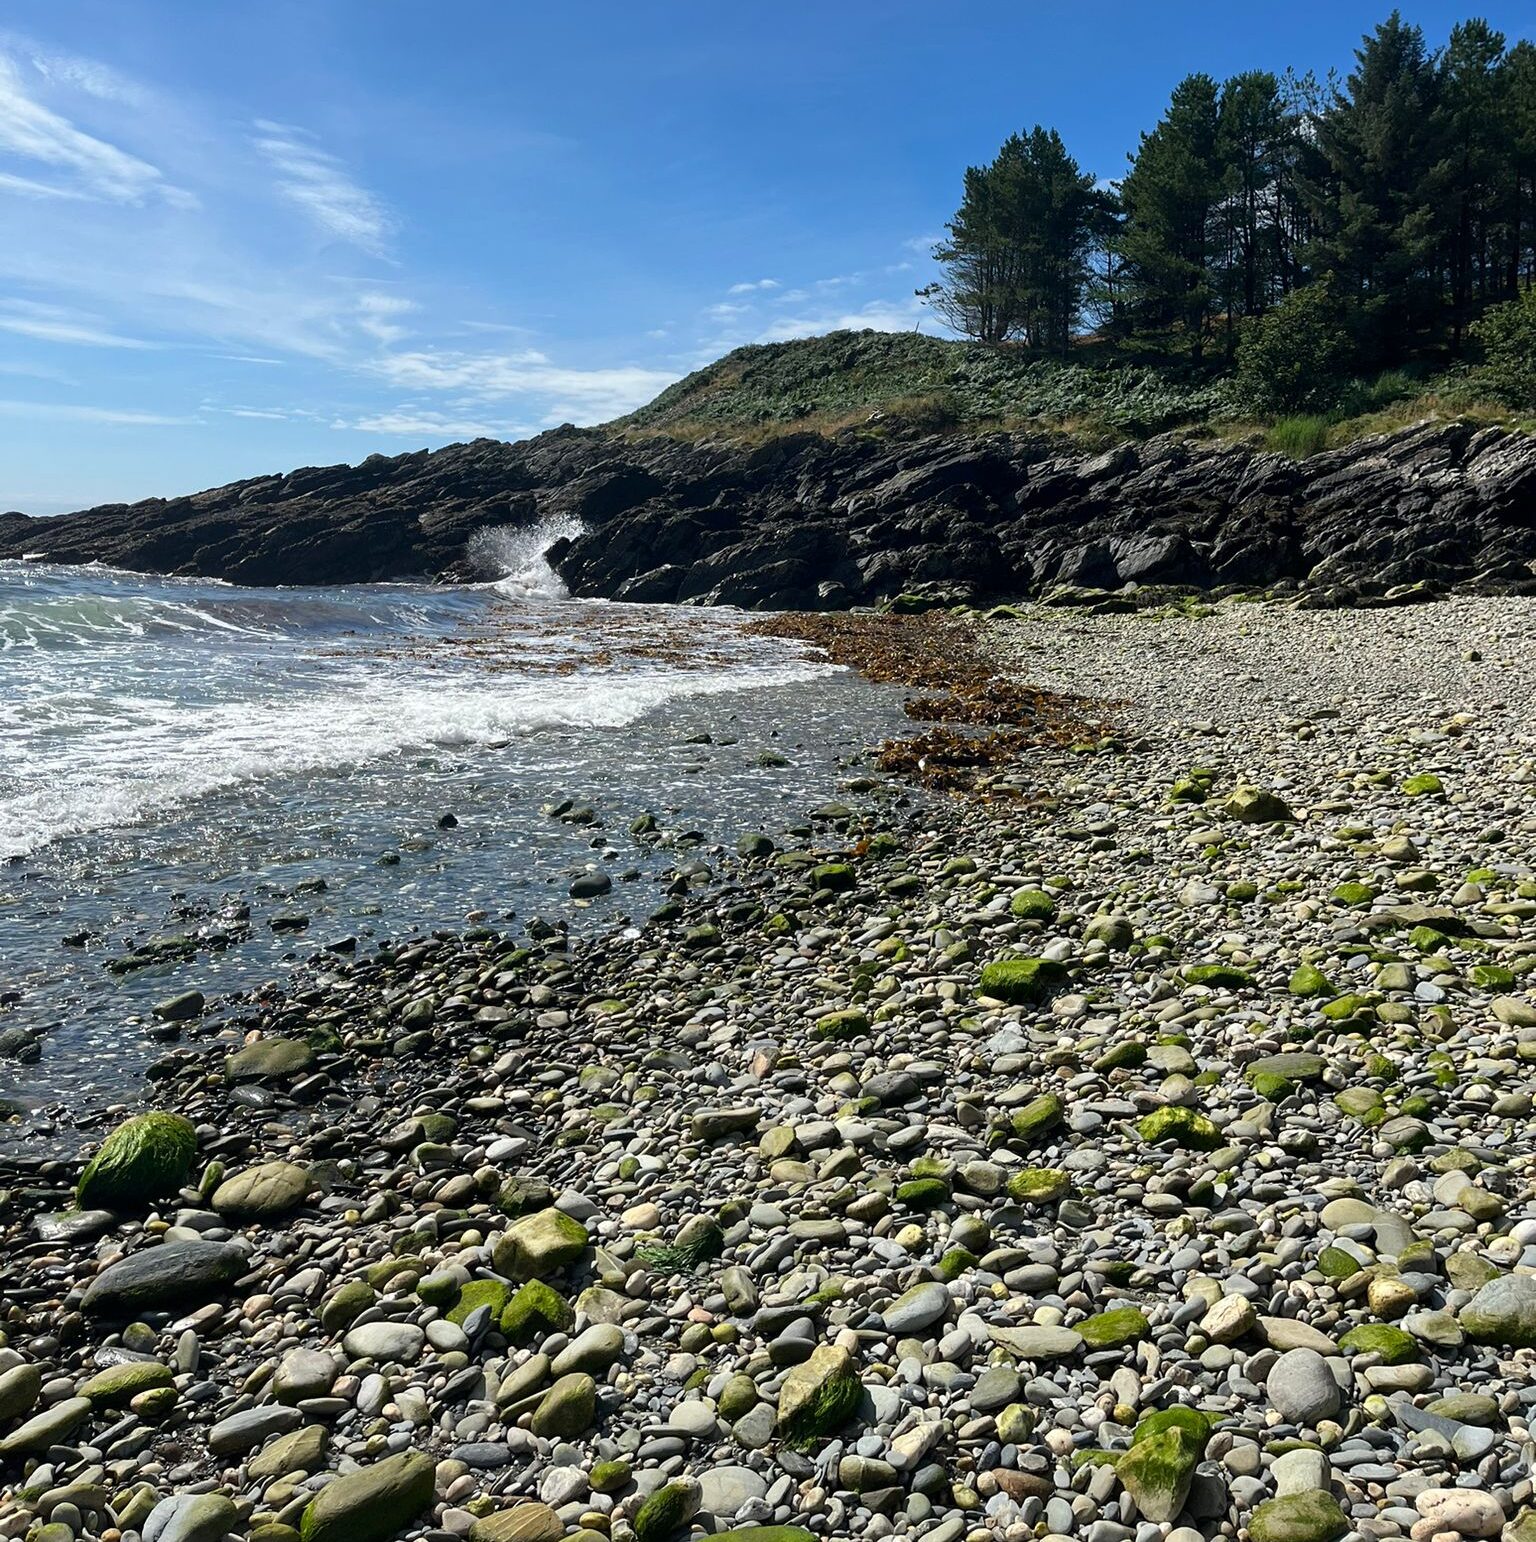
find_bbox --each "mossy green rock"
[1009,888,1057,920]
[980,957,1068,1003]
[1007,1167,1071,1204]
[1289,964,1335,997]
[1331,881,1376,907]
[895,1177,949,1209]
[300,1451,435,1542]
[632,1479,700,1542]
[1079,1307,1150,1348]
[776,1343,861,1448]
[1461,1274,1536,1349]
[719,1373,759,1423]
[712,1532,816,1542]
[499,1280,571,1343]
[1116,1427,1200,1524]
[1225,785,1295,823]
[76,1112,197,1211]
[1338,1323,1419,1363]
[1248,1052,1325,1086]
[491,1207,589,1281]
[78,1359,174,1406]
[318,1279,377,1333]
[447,1278,510,1327]
[530,1372,597,1437]
[1009,1093,1065,1144]
[1137,1105,1221,1150]
[1318,1247,1362,1281]
[1183,963,1254,989]
[1248,1492,1350,1542]
[226,1037,316,1083]
[1402,772,1444,797]
[814,1008,868,1041]
[810,863,856,892]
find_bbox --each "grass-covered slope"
[618,328,1525,457]
[621,330,1224,442]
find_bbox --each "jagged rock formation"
[3,419,1535,606]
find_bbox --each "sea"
[0,528,906,1147]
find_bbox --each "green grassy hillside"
[617,328,1521,456]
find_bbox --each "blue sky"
[1,2,1530,514]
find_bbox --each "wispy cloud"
[757,296,930,343]
[0,299,153,349]
[0,51,190,205]
[252,119,393,254]
[0,398,195,425]
[370,349,677,424]
[356,291,415,344]
[728,277,779,294]
[340,408,520,440]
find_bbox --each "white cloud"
[0,51,189,205]
[0,398,195,425]
[24,45,150,108]
[356,290,415,344]
[341,408,518,440]
[757,296,930,344]
[0,299,153,348]
[370,349,677,424]
[903,233,944,254]
[252,119,393,254]
[705,301,749,320]
[727,278,779,294]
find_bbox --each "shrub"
[1235,282,1355,414]
[1265,415,1331,458]
[1471,286,1536,406]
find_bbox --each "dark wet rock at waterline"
[4,418,1536,605]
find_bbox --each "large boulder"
[300,1451,436,1542]
[76,1112,197,1211]
[82,1240,247,1315]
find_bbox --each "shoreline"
[1,597,1536,1542]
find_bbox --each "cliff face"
[4,418,1536,605]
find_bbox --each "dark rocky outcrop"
[4,419,1536,606]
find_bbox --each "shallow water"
[0,547,907,1145]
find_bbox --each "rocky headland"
[3,597,1536,1542]
[1,418,1534,610]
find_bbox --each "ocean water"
[0,536,906,1146]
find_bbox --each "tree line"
[920,12,1536,403]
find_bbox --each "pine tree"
[1120,74,1224,356]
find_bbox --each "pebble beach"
[3,595,1536,1542]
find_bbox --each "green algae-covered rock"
[226,1036,316,1083]
[1008,1093,1066,1144]
[319,1279,376,1333]
[300,1451,435,1542]
[78,1359,174,1406]
[1009,888,1057,920]
[1007,1167,1071,1204]
[632,1479,701,1542]
[1224,786,1295,823]
[1289,964,1335,998]
[1337,1323,1419,1363]
[776,1343,862,1448]
[499,1280,571,1343]
[491,1207,589,1281]
[810,863,856,892]
[894,1177,950,1209]
[1117,1407,1212,1524]
[814,1008,868,1041]
[1462,1273,1536,1349]
[1136,1106,1221,1150]
[980,957,1068,1004]
[712,1532,816,1542]
[530,1372,597,1437]
[1078,1307,1149,1349]
[1402,772,1444,797]
[1248,1052,1325,1087]
[447,1278,510,1328]
[1331,881,1377,907]
[1318,1247,1362,1281]
[1183,963,1254,989]
[76,1112,197,1211]
[1248,1492,1350,1542]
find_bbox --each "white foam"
[467,517,584,602]
[0,652,834,859]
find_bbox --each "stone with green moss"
[1006,1167,1071,1205]
[711,1532,816,1542]
[76,1112,198,1212]
[78,1360,174,1407]
[1093,1040,1146,1072]
[1078,1308,1149,1349]
[1320,993,1376,1022]
[1248,1492,1350,1542]
[980,957,1068,1004]
[1117,1407,1210,1524]
[1224,786,1295,823]
[447,1278,510,1328]
[937,1247,978,1280]
[491,1208,588,1281]
[1402,772,1444,797]
[299,1451,435,1542]
[895,1177,949,1209]
[814,1008,868,1041]
[499,1281,572,1344]
[1184,963,1254,989]
[632,1479,700,1542]
[1331,882,1376,908]
[810,863,855,893]
[776,1343,861,1448]
[1136,1106,1221,1150]
[1289,964,1334,998]
[1338,1323,1419,1363]
[1317,1247,1361,1281]
[1008,1093,1065,1144]
[1009,888,1057,920]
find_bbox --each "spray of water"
[467,517,584,600]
